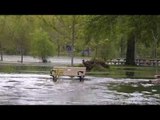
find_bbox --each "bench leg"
[79,76,84,82]
[52,75,58,82]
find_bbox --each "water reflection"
[0,73,160,105]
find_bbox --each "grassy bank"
[0,63,158,79]
[0,65,52,74]
[86,65,158,79]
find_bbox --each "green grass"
[108,83,160,94]
[86,65,158,79]
[0,65,51,74]
[0,64,158,79]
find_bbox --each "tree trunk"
[0,50,3,61]
[57,44,60,56]
[125,34,136,65]
[120,38,123,58]
[71,16,76,67]
[21,54,23,63]
[42,56,47,63]
[151,29,158,74]
[87,48,90,57]
[94,46,98,60]
[20,49,23,63]
[0,43,3,61]
[56,38,60,56]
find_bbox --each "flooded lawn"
[0,73,160,105]
[0,60,160,105]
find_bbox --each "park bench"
[154,74,160,79]
[50,66,86,82]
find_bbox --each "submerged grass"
[87,65,158,79]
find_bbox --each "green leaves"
[84,15,119,60]
[1,15,160,62]
[31,28,56,61]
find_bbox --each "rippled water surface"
[0,73,160,105]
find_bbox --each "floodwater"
[1,55,89,65]
[0,73,160,105]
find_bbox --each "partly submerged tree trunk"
[125,34,136,66]
[42,56,47,63]
[0,50,3,61]
[21,54,23,63]
[0,43,3,61]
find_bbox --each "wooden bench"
[50,67,86,82]
[154,75,160,79]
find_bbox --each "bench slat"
[51,67,86,77]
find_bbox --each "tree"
[39,16,69,57]
[115,16,139,65]
[84,15,118,60]
[40,15,84,66]
[84,15,153,65]
[6,16,32,63]
[0,16,7,61]
[31,28,56,63]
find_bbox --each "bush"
[82,58,109,71]
[31,28,56,63]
